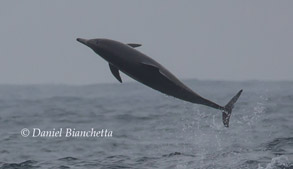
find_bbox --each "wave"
[257,155,292,169]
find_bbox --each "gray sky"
[1,1,292,84]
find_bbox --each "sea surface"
[0,80,292,169]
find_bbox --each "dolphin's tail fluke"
[222,89,243,127]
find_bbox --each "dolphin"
[76,38,242,127]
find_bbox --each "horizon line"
[0,78,292,86]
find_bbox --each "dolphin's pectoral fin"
[109,64,122,83]
[140,62,172,82]
[127,43,142,48]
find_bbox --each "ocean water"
[0,80,292,169]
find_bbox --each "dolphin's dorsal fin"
[127,43,142,48]
[109,64,122,83]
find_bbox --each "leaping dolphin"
[76,38,242,127]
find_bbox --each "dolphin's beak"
[76,38,88,46]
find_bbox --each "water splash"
[257,155,291,169]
